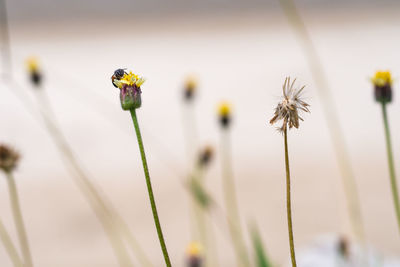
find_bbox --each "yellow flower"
[371,71,392,87]
[218,102,231,117]
[26,57,39,73]
[113,71,146,89]
[186,242,202,257]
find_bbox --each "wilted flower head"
[26,57,43,87]
[184,75,197,101]
[0,144,20,173]
[186,242,203,267]
[270,77,310,132]
[197,145,213,167]
[371,71,392,103]
[217,101,232,128]
[111,69,146,110]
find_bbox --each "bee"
[111,68,127,88]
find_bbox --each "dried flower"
[0,144,20,173]
[217,102,232,128]
[184,76,197,101]
[111,69,146,110]
[270,77,310,132]
[186,242,203,267]
[371,71,392,103]
[26,57,43,87]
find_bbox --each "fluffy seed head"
[0,144,20,173]
[269,77,310,132]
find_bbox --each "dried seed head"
[26,57,43,88]
[186,242,203,267]
[371,71,392,103]
[269,77,310,132]
[0,144,20,173]
[111,69,145,110]
[184,75,197,101]
[217,102,232,128]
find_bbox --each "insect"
[111,68,127,88]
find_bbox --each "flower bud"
[0,144,20,173]
[371,71,393,103]
[218,102,232,128]
[120,84,142,110]
[111,69,146,111]
[26,57,43,88]
[186,242,203,267]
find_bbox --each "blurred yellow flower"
[218,102,231,117]
[186,242,202,257]
[26,57,39,72]
[371,71,392,87]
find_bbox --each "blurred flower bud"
[186,242,203,267]
[0,144,20,173]
[217,102,231,128]
[183,76,197,102]
[26,57,43,88]
[197,146,213,168]
[371,71,393,103]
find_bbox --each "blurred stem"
[182,101,199,240]
[381,102,400,233]
[283,128,297,267]
[33,90,134,267]
[6,172,33,267]
[278,0,365,243]
[190,165,219,267]
[221,128,250,267]
[0,213,24,267]
[0,0,11,77]
[130,109,172,267]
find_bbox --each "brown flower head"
[270,77,310,132]
[0,144,20,173]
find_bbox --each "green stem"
[0,216,24,267]
[381,102,400,232]
[221,129,250,267]
[284,129,297,267]
[130,109,172,267]
[6,172,33,267]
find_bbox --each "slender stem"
[6,172,33,267]
[381,102,400,232]
[221,129,250,267]
[278,0,365,242]
[0,0,12,78]
[283,129,297,267]
[130,109,172,267]
[0,216,24,267]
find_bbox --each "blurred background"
[1,0,400,266]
